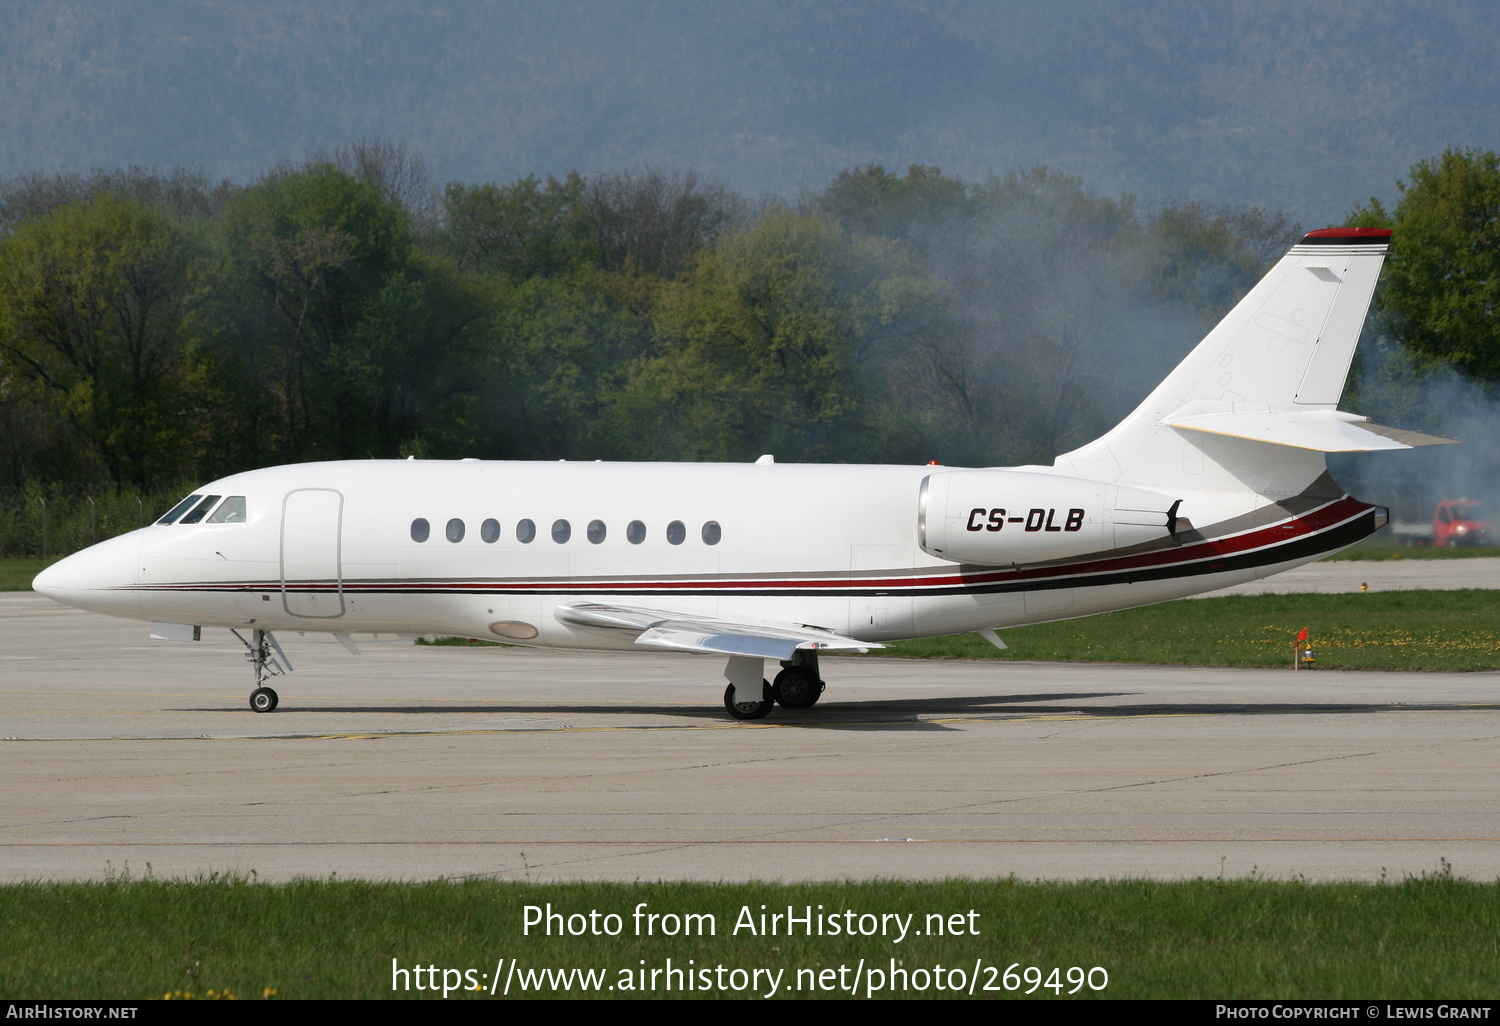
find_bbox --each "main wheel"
[249,686,279,713]
[723,680,773,720]
[773,667,824,709]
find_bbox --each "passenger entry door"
[281,488,345,618]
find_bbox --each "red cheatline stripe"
[131,496,1371,597]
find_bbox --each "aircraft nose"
[32,532,144,619]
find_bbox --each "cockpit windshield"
[156,494,247,525]
[157,494,203,525]
[206,496,247,523]
[178,495,221,525]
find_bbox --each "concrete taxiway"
[5,577,1499,885]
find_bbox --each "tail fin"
[1053,227,1444,499]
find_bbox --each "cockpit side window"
[157,494,203,525]
[178,495,222,525]
[205,496,247,523]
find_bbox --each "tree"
[216,163,458,462]
[643,206,949,462]
[1350,148,1500,382]
[439,174,599,280]
[0,194,207,487]
[583,169,742,278]
[310,139,439,236]
[818,164,970,258]
[1140,201,1301,319]
[0,166,233,236]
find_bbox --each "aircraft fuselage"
[38,457,1379,652]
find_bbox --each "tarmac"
[3,558,1498,884]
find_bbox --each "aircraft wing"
[554,601,881,660]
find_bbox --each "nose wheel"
[232,628,292,713]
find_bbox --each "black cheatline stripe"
[128,499,1376,600]
[307,508,1377,600]
[950,508,1376,597]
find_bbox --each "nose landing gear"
[231,628,292,713]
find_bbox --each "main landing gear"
[231,628,292,713]
[773,664,824,709]
[723,680,774,720]
[722,651,826,720]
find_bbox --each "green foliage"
[440,174,599,279]
[0,154,1312,509]
[480,270,653,459]
[645,206,949,461]
[0,483,190,558]
[883,590,1500,671]
[0,194,209,488]
[583,168,742,277]
[819,164,970,256]
[4,877,1499,999]
[1140,201,1300,318]
[1351,148,1500,382]
[215,164,479,462]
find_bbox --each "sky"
[4,1,1499,224]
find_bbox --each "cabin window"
[178,495,221,525]
[411,518,430,542]
[702,521,721,545]
[157,494,203,525]
[627,520,646,544]
[206,496,247,524]
[481,518,500,543]
[667,520,686,545]
[517,519,536,543]
[587,519,606,544]
[552,519,571,543]
[446,518,465,543]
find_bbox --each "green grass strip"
[1325,543,1500,561]
[1,874,1493,999]
[0,557,56,592]
[884,591,1500,671]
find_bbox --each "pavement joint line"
[4,837,1497,846]
[10,704,1500,744]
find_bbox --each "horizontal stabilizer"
[555,600,878,660]
[1166,409,1457,452]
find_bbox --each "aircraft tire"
[723,681,773,720]
[249,686,279,713]
[773,667,823,709]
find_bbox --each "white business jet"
[33,227,1448,719]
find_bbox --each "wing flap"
[555,600,879,660]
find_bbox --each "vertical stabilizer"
[1054,228,1391,499]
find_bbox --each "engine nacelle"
[919,470,1178,565]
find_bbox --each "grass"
[884,590,1500,671]
[0,557,56,591]
[1,874,1494,1000]
[1324,543,1500,561]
